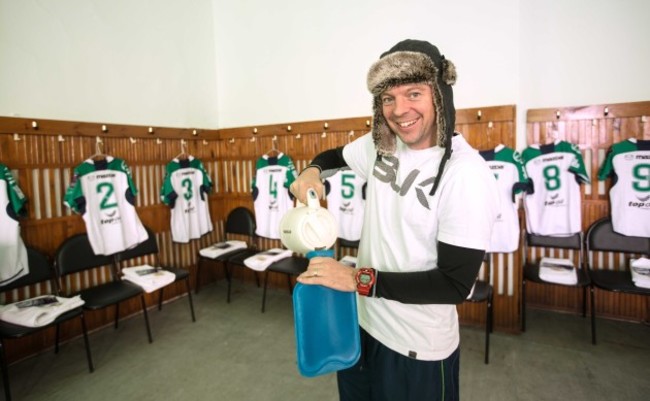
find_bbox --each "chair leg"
[185,278,196,322]
[0,340,12,401]
[55,323,60,354]
[114,304,120,329]
[158,288,164,311]
[195,257,203,295]
[140,296,153,344]
[521,279,527,332]
[262,271,270,313]
[590,286,597,345]
[286,275,292,295]
[80,313,95,373]
[254,271,261,288]
[582,286,587,317]
[485,292,493,365]
[225,263,232,303]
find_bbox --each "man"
[290,39,499,401]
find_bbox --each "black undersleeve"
[375,241,485,304]
[307,147,348,176]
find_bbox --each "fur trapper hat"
[367,39,457,195]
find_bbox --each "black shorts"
[337,328,460,401]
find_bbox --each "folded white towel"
[122,265,176,293]
[0,295,85,327]
[539,257,577,285]
[199,240,247,259]
[244,248,293,271]
[339,255,358,268]
[631,258,650,289]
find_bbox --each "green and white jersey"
[64,157,148,255]
[251,153,297,239]
[480,145,529,252]
[522,141,589,235]
[0,163,28,285]
[598,138,650,237]
[325,169,365,242]
[160,156,213,243]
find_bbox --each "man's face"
[380,83,436,150]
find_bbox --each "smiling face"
[380,83,437,151]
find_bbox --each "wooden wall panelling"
[525,101,650,323]
[455,105,521,332]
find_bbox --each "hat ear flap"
[371,101,397,156]
[441,59,457,86]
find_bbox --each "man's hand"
[289,167,324,205]
[297,257,357,292]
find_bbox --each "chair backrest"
[55,233,115,276]
[524,231,584,265]
[336,238,360,259]
[0,247,55,293]
[586,217,650,255]
[225,207,256,237]
[115,226,158,263]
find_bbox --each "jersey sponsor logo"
[541,155,564,162]
[339,201,355,214]
[489,165,504,170]
[373,155,436,210]
[95,173,116,179]
[180,171,196,176]
[629,194,650,209]
[544,193,566,206]
[100,216,122,225]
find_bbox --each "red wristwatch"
[355,267,376,297]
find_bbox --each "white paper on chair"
[631,258,650,289]
[199,240,247,259]
[0,295,84,327]
[539,257,577,285]
[244,248,293,271]
[122,265,176,293]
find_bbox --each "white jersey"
[343,133,498,361]
[252,153,297,239]
[522,141,589,236]
[64,157,148,255]
[0,164,29,285]
[325,169,366,241]
[161,156,214,243]
[598,138,650,237]
[479,145,529,252]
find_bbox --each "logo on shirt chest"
[373,155,436,209]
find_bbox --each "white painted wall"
[212,0,520,128]
[1,0,648,149]
[0,0,219,128]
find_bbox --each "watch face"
[359,274,372,285]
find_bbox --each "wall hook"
[604,107,609,117]
[58,134,65,142]
[287,125,292,132]
[156,138,163,145]
[229,137,235,144]
[148,127,155,134]
[31,121,38,130]
[365,120,371,127]
[192,129,198,136]
[101,124,108,133]
[555,110,561,119]
[477,110,482,121]
[129,137,137,144]
[13,133,21,141]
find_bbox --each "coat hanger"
[90,137,106,161]
[175,139,188,160]
[266,135,280,157]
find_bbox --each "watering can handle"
[296,188,321,209]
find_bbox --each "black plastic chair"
[196,207,259,302]
[464,253,494,364]
[0,248,94,401]
[521,231,589,332]
[116,226,195,322]
[55,233,153,344]
[261,255,309,313]
[585,217,650,345]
